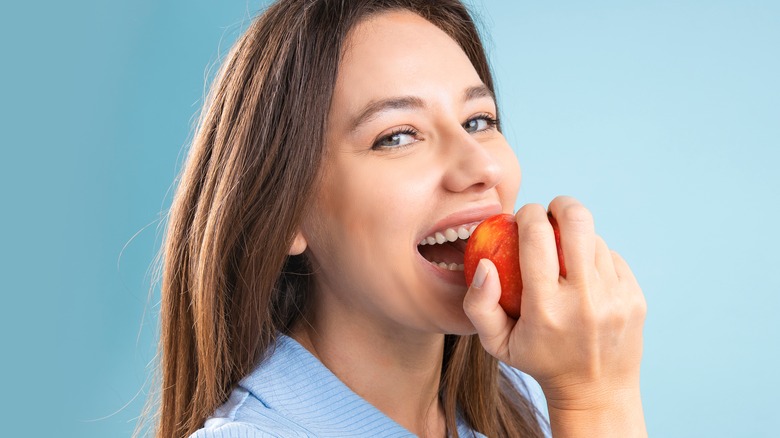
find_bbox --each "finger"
[611,250,637,285]
[595,235,617,282]
[547,196,596,283]
[463,259,514,360]
[610,250,647,319]
[515,203,560,292]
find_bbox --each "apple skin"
[464,213,566,319]
[547,212,567,278]
[464,214,523,318]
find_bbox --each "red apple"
[464,213,566,318]
[547,212,567,279]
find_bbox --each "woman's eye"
[463,114,498,133]
[372,128,418,149]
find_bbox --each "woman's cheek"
[498,144,522,206]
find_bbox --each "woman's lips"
[415,204,502,286]
[417,204,502,243]
[417,249,468,286]
[415,212,494,270]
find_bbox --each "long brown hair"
[150,1,546,437]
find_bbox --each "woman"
[152,0,647,437]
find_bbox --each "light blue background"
[1,1,777,436]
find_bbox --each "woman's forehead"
[331,10,484,124]
[341,10,469,71]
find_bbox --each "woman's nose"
[440,129,503,194]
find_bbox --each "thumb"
[463,259,514,359]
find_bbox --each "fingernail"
[472,259,489,288]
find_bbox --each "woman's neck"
[290,302,447,438]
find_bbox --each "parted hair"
[147,1,546,437]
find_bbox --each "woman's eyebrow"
[348,84,494,133]
[350,96,425,133]
[463,84,495,103]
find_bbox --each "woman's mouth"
[416,222,480,271]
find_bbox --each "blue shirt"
[191,334,549,437]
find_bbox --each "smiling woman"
[296,11,520,341]
[145,1,647,438]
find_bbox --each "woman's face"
[299,11,521,335]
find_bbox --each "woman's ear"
[288,231,308,256]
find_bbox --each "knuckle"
[605,288,647,330]
[537,309,567,335]
[549,195,575,210]
[605,306,630,331]
[633,291,648,319]
[529,297,566,331]
[516,203,546,221]
[581,305,600,330]
[560,203,593,227]
[518,220,551,243]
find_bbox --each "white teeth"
[419,222,479,271]
[427,261,465,271]
[445,228,458,242]
[418,221,480,246]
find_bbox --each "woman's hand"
[463,196,647,437]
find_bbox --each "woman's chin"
[437,309,479,336]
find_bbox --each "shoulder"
[188,387,311,438]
